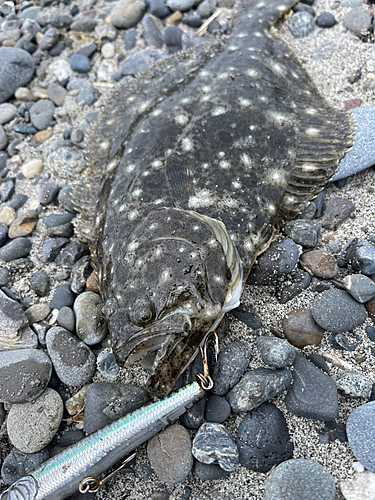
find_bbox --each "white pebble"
[352,461,365,473]
[22,159,43,179]
[101,42,115,59]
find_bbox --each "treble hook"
[196,330,219,391]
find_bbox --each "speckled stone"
[74,291,107,345]
[255,337,295,368]
[1,448,49,485]
[211,341,252,396]
[345,238,375,276]
[110,0,146,29]
[192,423,238,471]
[288,11,315,38]
[335,371,372,399]
[347,401,375,472]
[0,47,35,103]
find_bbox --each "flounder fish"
[77,0,355,395]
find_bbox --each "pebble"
[76,85,97,106]
[299,250,338,279]
[342,7,372,37]
[7,388,63,453]
[318,421,347,444]
[47,83,67,106]
[0,290,37,350]
[57,306,75,333]
[347,401,375,471]
[21,159,43,178]
[55,241,88,267]
[70,16,97,32]
[340,470,375,500]
[0,207,16,226]
[316,12,336,28]
[143,15,163,48]
[284,219,319,247]
[282,308,325,348]
[8,211,38,239]
[237,403,293,472]
[288,11,315,38]
[44,213,75,228]
[69,53,91,74]
[345,238,375,276]
[0,103,17,124]
[366,325,375,343]
[264,459,336,500]
[1,448,49,485]
[29,100,55,131]
[0,48,35,103]
[96,351,119,380]
[74,291,107,345]
[0,348,51,403]
[211,341,252,396]
[320,197,355,229]
[84,381,149,434]
[285,354,338,421]
[110,0,146,29]
[149,0,170,17]
[163,25,183,53]
[312,289,367,333]
[231,303,262,330]
[179,397,206,430]
[46,326,96,386]
[335,371,372,399]
[167,0,194,11]
[0,179,14,202]
[148,424,193,484]
[38,27,59,51]
[8,194,27,211]
[13,124,37,134]
[255,337,296,368]
[192,423,238,471]
[226,368,292,413]
[0,237,31,261]
[42,237,69,263]
[0,125,7,151]
[205,394,231,423]
[0,223,7,246]
[101,42,115,59]
[38,181,59,205]
[49,284,75,309]
[197,0,216,18]
[343,274,375,303]
[25,303,50,323]
[76,43,97,58]
[329,332,360,352]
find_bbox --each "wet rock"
[299,250,338,279]
[74,291,107,345]
[211,341,252,396]
[335,371,372,398]
[237,403,293,472]
[1,448,49,485]
[284,219,319,247]
[180,396,206,430]
[226,368,292,414]
[49,284,75,309]
[192,423,238,471]
[347,401,375,472]
[29,100,55,130]
[0,290,37,350]
[0,180,14,202]
[256,337,296,368]
[345,238,375,276]
[167,0,194,11]
[8,211,38,239]
[8,194,28,211]
[231,303,262,330]
[343,274,375,303]
[264,459,336,500]
[142,15,163,48]
[282,308,325,348]
[7,388,63,453]
[0,48,35,103]
[44,213,75,228]
[39,181,59,205]
[205,394,231,424]
[46,327,96,386]
[288,11,315,38]
[285,354,338,421]
[312,289,367,333]
[320,197,355,229]
[110,0,146,29]
[148,424,193,484]
[0,349,51,403]
[0,237,31,261]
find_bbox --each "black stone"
[0,237,31,261]
[163,25,183,53]
[38,181,59,205]
[205,394,231,423]
[8,193,28,211]
[55,241,88,268]
[30,270,50,297]
[180,396,206,430]
[211,341,252,396]
[49,284,75,309]
[41,237,69,263]
[316,12,336,28]
[231,303,262,330]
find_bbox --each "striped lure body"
[0,381,205,500]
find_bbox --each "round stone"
[255,337,296,368]
[101,42,115,59]
[282,308,325,348]
[343,7,371,37]
[347,402,375,472]
[1,448,49,485]
[264,459,336,500]
[69,53,91,73]
[22,159,43,178]
[74,291,107,345]
[205,394,231,424]
[335,371,372,399]
[166,0,194,11]
[8,211,38,238]
[49,284,75,309]
[0,48,35,103]
[316,12,336,28]
[7,388,63,453]
[288,11,315,38]
[110,0,146,29]
[0,207,16,226]
[0,103,17,125]
[29,100,55,131]
[57,306,75,333]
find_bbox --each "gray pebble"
[194,461,230,480]
[38,27,59,50]
[149,0,170,18]
[166,0,194,11]
[49,14,73,28]
[41,238,69,263]
[76,43,97,58]
[1,448,49,485]
[25,303,50,323]
[0,237,31,261]
[49,41,66,57]
[285,354,338,421]
[29,100,55,131]
[347,401,375,471]
[7,388,63,453]
[320,197,355,230]
[0,268,9,287]
[163,25,183,53]
[0,290,37,350]
[110,0,146,29]
[70,128,84,144]
[8,194,28,211]
[148,424,193,484]
[47,83,67,107]
[142,15,163,48]
[288,11,315,38]
[345,238,375,275]
[312,289,367,333]
[284,219,319,247]
[211,341,252,396]
[70,16,97,32]
[182,13,202,28]
[316,12,336,28]
[0,179,14,202]
[44,213,75,228]
[335,371,372,399]
[179,396,206,430]
[0,349,51,404]
[264,459,336,500]
[57,306,75,333]
[74,291,107,345]
[123,29,137,50]
[343,274,375,303]
[38,181,59,205]
[226,368,292,414]
[46,326,96,386]
[205,394,231,423]
[49,284,75,309]
[196,0,216,18]
[76,85,97,105]
[277,271,311,304]
[293,3,315,15]
[0,125,7,151]
[192,423,238,471]
[0,103,17,125]
[256,337,295,369]
[0,48,35,103]
[69,53,91,74]
[343,7,371,37]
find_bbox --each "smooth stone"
[285,354,338,421]
[299,250,338,279]
[0,179,14,202]
[41,238,69,263]
[57,306,75,333]
[29,100,55,131]
[55,241,88,268]
[347,401,375,471]
[0,290,37,350]
[1,448,49,485]
[366,325,375,343]
[7,388,63,453]
[226,368,292,414]
[8,211,38,239]
[43,213,75,228]
[0,268,10,287]
[149,0,170,17]
[194,461,231,480]
[264,459,336,500]
[148,424,193,484]
[0,103,17,124]
[76,85,97,105]
[0,207,16,226]
[69,53,91,74]
[316,12,336,28]
[123,29,137,50]
[196,0,216,18]
[84,382,149,434]
[38,181,59,205]
[0,237,31,261]
[75,43,97,58]
[192,423,238,472]
[96,351,119,381]
[277,271,311,304]
[0,349,51,403]
[70,255,92,294]
[312,289,367,333]
[237,403,293,472]
[205,394,231,423]
[282,308,325,348]
[335,371,372,398]
[74,291,107,345]
[0,222,7,246]
[49,284,75,309]
[24,303,50,323]
[320,197,355,229]
[340,470,375,500]
[8,194,27,211]
[142,15,163,48]
[70,16,97,32]
[163,25,183,53]
[30,271,49,298]
[288,11,315,38]
[0,125,7,150]
[211,341,252,396]
[345,238,375,276]
[46,327,96,386]
[166,0,194,11]
[110,0,146,29]
[180,396,206,430]
[284,219,319,247]
[21,159,43,178]
[0,48,35,103]
[48,14,73,28]
[47,83,67,107]
[256,337,296,368]
[231,303,262,330]
[343,274,375,303]
[343,7,371,37]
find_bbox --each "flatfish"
[76,0,354,395]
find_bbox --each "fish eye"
[130,299,154,327]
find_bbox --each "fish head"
[106,208,242,395]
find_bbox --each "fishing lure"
[0,343,214,500]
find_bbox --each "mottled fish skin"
[79,0,354,395]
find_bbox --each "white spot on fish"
[152,160,162,168]
[305,127,320,136]
[175,114,188,125]
[232,180,242,189]
[202,86,211,93]
[136,259,143,267]
[154,248,162,257]
[220,160,230,169]
[270,61,286,76]
[128,241,139,251]
[302,163,319,172]
[151,108,162,117]
[253,32,264,38]
[238,98,251,107]
[142,171,150,177]
[218,151,225,158]
[182,137,193,151]
[193,225,200,231]
[246,68,260,78]
[181,97,191,105]
[228,45,240,53]
[138,100,152,113]
[236,32,248,38]
[241,153,252,167]
[212,106,226,116]
[119,204,126,212]
[258,95,269,103]
[128,211,138,220]
[132,188,142,197]
[199,69,210,78]
[202,163,209,169]
[126,164,136,173]
[218,72,229,80]
[154,199,164,205]
[100,141,109,150]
